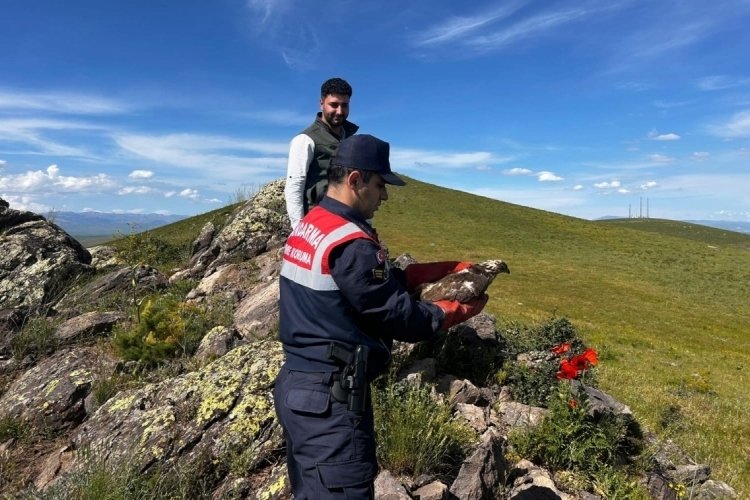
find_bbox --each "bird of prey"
[416,259,510,303]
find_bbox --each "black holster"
[327,342,369,413]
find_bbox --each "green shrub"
[112,294,226,367]
[509,382,644,495]
[498,316,583,357]
[500,360,560,407]
[373,380,475,477]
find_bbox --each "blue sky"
[1,0,749,221]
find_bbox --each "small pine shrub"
[112,295,223,367]
[373,380,476,477]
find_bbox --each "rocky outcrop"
[0,346,116,432]
[0,197,93,312]
[39,339,284,491]
[176,179,290,280]
[54,265,168,315]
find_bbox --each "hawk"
[416,259,510,303]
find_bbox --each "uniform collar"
[319,196,376,238]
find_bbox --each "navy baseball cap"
[332,134,406,186]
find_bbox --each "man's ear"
[346,170,362,189]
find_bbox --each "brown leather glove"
[433,293,488,330]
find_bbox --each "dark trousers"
[273,367,377,499]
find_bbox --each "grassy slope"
[132,179,749,493]
[375,177,749,494]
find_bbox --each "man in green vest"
[284,77,359,229]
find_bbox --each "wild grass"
[116,176,749,495]
[373,380,476,477]
[375,176,750,495]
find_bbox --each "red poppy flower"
[581,348,598,366]
[556,359,578,380]
[551,342,572,355]
[568,399,578,409]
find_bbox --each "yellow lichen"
[106,393,138,413]
[44,378,60,397]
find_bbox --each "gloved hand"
[433,294,489,330]
[405,261,473,291]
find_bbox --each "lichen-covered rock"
[181,179,290,279]
[494,401,548,430]
[87,245,121,270]
[234,278,280,341]
[55,265,168,314]
[54,310,124,343]
[0,199,93,311]
[0,346,116,432]
[37,339,284,491]
[194,325,242,361]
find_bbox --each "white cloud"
[691,152,710,161]
[648,153,674,163]
[0,164,115,193]
[164,191,176,198]
[594,180,621,189]
[697,75,750,91]
[503,167,533,175]
[114,133,288,177]
[0,194,51,213]
[206,198,222,203]
[129,169,154,179]
[537,171,563,182]
[0,159,6,166]
[709,110,750,139]
[641,181,658,190]
[392,148,507,170]
[117,186,157,195]
[617,188,630,194]
[648,130,681,141]
[573,184,584,190]
[0,89,126,114]
[179,188,199,199]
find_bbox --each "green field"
[128,177,749,494]
[375,177,750,495]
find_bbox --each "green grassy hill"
[375,176,749,493]
[133,177,749,494]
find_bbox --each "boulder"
[36,339,284,491]
[54,311,124,343]
[507,459,575,500]
[0,198,93,311]
[449,428,507,499]
[55,265,168,314]
[0,346,116,432]
[181,179,290,279]
[375,469,411,499]
[87,245,121,270]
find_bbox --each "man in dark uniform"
[274,133,488,499]
[284,77,359,230]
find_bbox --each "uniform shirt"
[279,196,444,378]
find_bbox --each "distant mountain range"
[685,220,750,235]
[49,211,188,238]
[596,216,750,235]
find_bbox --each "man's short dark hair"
[321,78,352,98]
[328,165,372,185]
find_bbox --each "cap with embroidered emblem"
[332,134,406,186]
